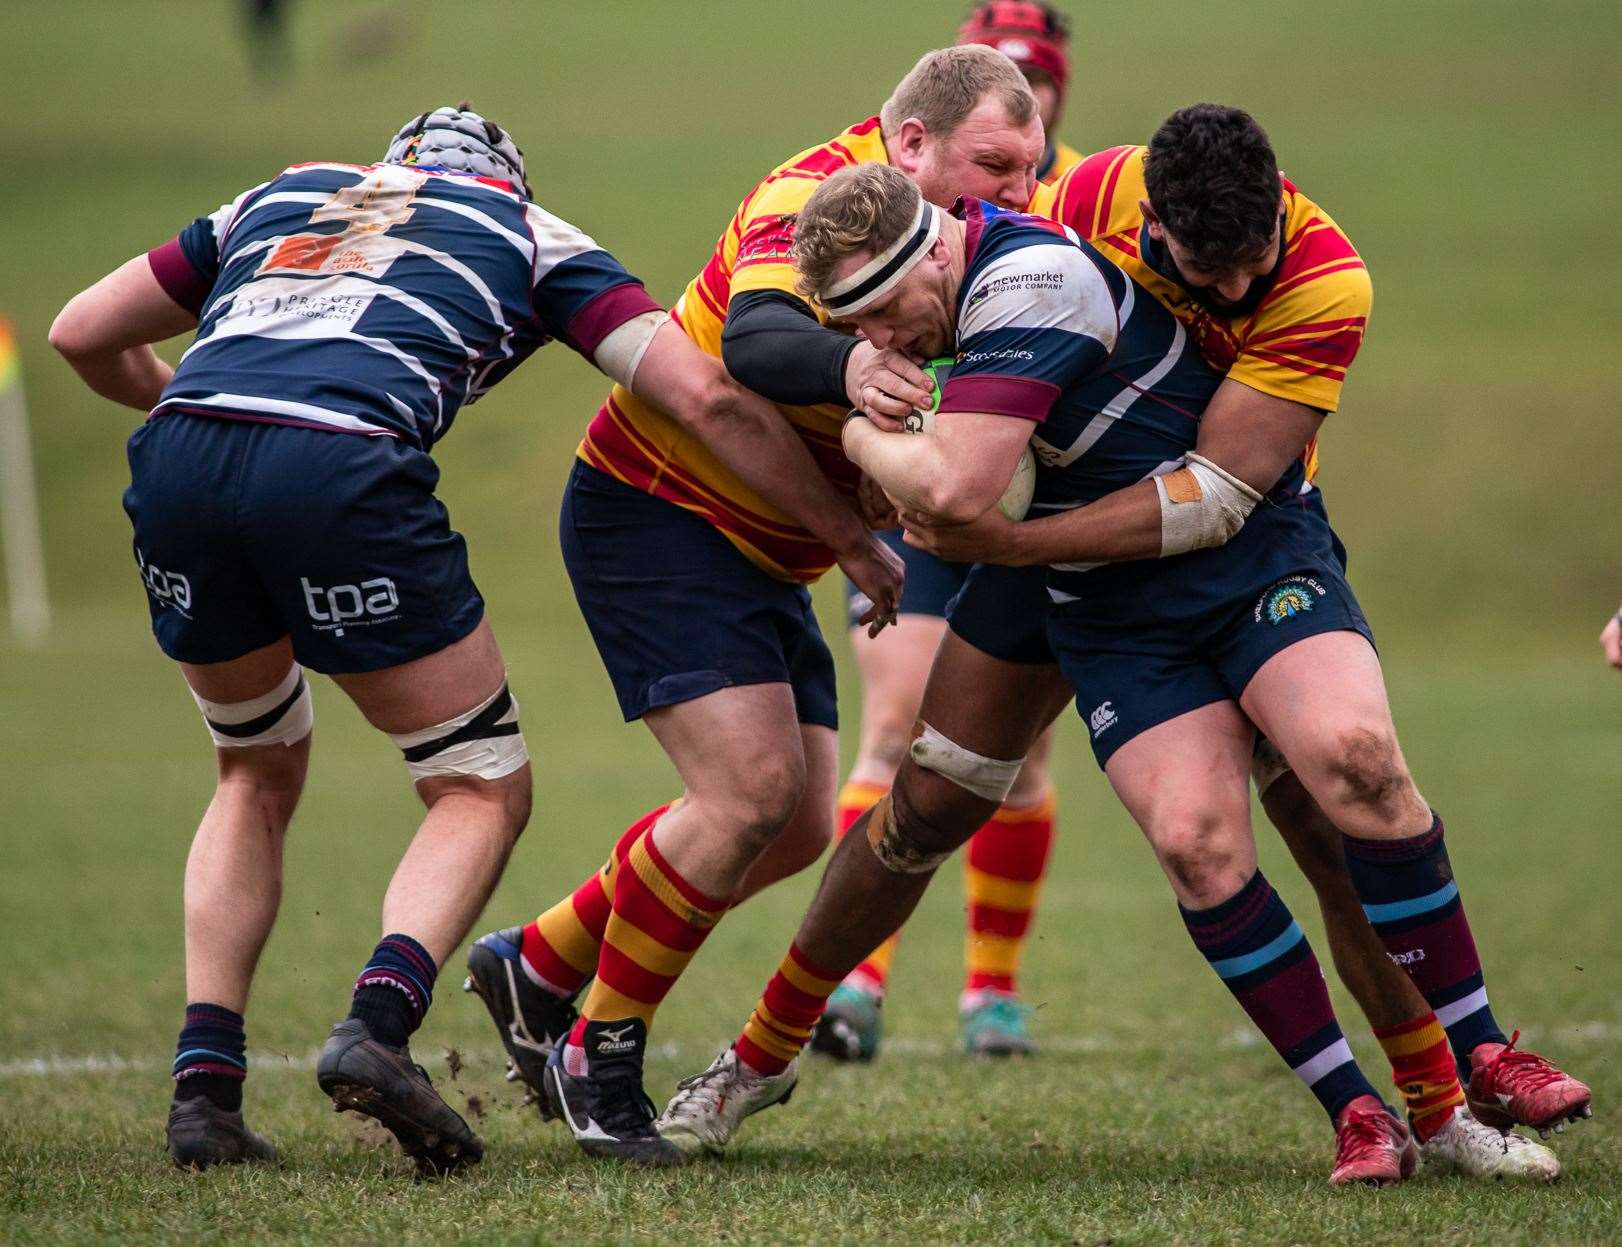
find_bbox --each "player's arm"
[719,197,933,420]
[49,254,198,411]
[721,289,933,419]
[902,379,1322,564]
[625,318,903,624]
[843,409,1032,524]
[1602,604,1622,670]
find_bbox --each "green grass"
[2,2,1620,1243]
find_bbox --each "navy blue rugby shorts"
[1048,488,1373,769]
[560,460,838,729]
[123,413,483,673]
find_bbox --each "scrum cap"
[384,105,531,197]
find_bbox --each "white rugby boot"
[657,1046,797,1156]
[1420,1106,1561,1182]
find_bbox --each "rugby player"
[1602,601,1622,668]
[813,0,1088,1066]
[659,117,1591,1181]
[50,106,898,1173]
[462,47,1047,1164]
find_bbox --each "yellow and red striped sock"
[573,828,727,1031]
[518,803,670,997]
[1374,1012,1467,1142]
[736,942,845,1075]
[837,780,899,997]
[963,791,1056,996]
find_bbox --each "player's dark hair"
[1144,104,1280,271]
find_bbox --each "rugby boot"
[1328,1095,1418,1187]
[464,926,578,1118]
[1419,1106,1561,1182]
[543,1018,686,1166]
[166,1096,277,1169]
[960,990,1037,1057]
[316,1018,483,1177]
[658,1046,798,1156]
[808,982,883,1062]
[1467,1031,1593,1137]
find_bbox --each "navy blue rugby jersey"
[936,199,1309,599]
[145,161,661,449]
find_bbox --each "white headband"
[821,200,941,317]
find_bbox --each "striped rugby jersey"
[940,199,1254,597]
[146,162,660,449]
[1029,145,1372,481]
[578,118,890,584]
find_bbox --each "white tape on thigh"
[192,665,313,748]
[390,680,528,782]
[1251,736,1294,796]
[909,721,1023,803]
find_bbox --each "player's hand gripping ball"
[904,357,1036,521]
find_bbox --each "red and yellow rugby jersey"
[1029,145,1371,479]
[577,118,889,583]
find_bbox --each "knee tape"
[192,665,314,748]
[390,679,528,782]
[1251,736,1294,797]
[909,721,1024,804]
[865,793,955,875]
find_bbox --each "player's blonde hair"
[880,45,1037,139]
[794,164,921,305]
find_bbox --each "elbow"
[918,478,994,526]
[48,300,93,359]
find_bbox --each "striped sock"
[349,932,437,1048]
[736,942,845,1075]
[837,780,898,998]
[173,1003,247,1111]
[1374,1013,1466,1142]
[571,828,727,1033]
[1181,871,1380,1120]
[1342,814,1508,1072]
[519,804,669,997]
[962,790,1056,997]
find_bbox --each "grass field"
[2,2,1619,1243]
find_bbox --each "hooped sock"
[173,1003,247,1112]
[1374,1012,1467,1142]
[963,790,1056,995]
[349,932,438,1048]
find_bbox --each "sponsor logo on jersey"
[1254,575,1327,625]
[301,575,401,638]
[961,346,1036,363]
[1088,700,1118,737]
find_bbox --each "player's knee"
[870,768,986,872]
[1155,813,1249,905]
[418,765,533,845]
[723,750,808,850]
[214,743,307,832]
[193,665,314,752]
[1322,726,1410,813]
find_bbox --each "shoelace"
[670,1059,738,1115]
[1336,1109,1395,1161]
[591,1075,662,1137]
[1482,1031,1567,1094]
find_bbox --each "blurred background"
[1,2,1617,1238]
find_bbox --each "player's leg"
[1100,697,1413,1186]
[959,724,1058,1056]
[1240,629,1591,1138]
[123,413,309,1170]
[1256,756,1561,1179]
[658,630,1070,1155]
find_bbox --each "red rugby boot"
[1468,1031,1593,1137]
[1329,1096,1419,1187]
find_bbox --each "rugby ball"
[905,357,1035,522]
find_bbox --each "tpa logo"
[1088,700,1118,737]
[136,548,192,614]
[301,576,401,637]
